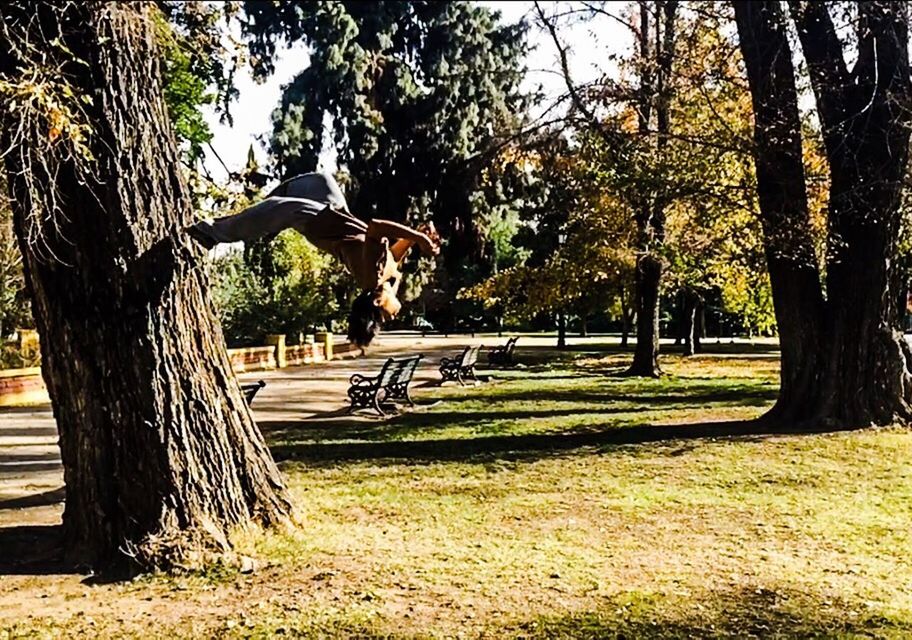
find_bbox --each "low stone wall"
[227,345,277,372]
[333,340,361,358]
[0,367,50,406]
[0,333,355,407]
[286,343,321,366]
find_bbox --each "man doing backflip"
[188,172,440,348]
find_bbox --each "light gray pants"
[194,196,327,244]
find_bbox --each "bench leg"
[373,391,387,417]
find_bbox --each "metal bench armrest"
[350,373,376,386]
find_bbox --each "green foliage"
[0,177,31,337]
[531,4,776,336]
[153,10,214,161]
[0,340,39,368]
[463,134,637,328]
[154,2,242,163]
[659,6,775,334]
[211,231,342,346]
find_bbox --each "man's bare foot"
[186,224,217,250]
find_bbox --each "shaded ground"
[3,335,912,638]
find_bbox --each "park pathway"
[0,333,495,527]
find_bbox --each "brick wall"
[0,335,355,407]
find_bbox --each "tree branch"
[533,0,620,149]
[578,1,641,40]
[786,1,850,137]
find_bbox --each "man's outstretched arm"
[367,219,440,257]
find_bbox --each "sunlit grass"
[5,346,912,638]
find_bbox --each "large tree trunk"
[734,0,826,422]
[801,1,912,425]
[628,254,662,375]
[0,2,293,572]
[736,0,912,427]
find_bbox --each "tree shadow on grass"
[507,586,910,639]
[259,381,779,446]
[509,341,781,364]
[262,406,661,444]
[267,416,847,467]
[0,524,70,575]
[473,386,778,407]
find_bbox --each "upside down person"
[187,171,441,348]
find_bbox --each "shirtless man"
[187,172,440,348]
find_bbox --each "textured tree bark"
[0,2,293,572]
[736,0,912,427]
[734,0,826,422]
[797,1,912,426]
[628,254,662,375]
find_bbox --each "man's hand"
[367,218,441,256]
[417,222,441,256]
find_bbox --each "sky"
[200,1,632,183]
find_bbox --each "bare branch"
[533,0,620,149]
[578,1,641,39]
[786,1,850,134]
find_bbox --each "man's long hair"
[347,290,383,348]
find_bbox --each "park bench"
[348,354,423,416]
[439,345,481,386]
[487,337,519,366]
[241,380,266,405]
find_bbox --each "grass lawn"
[3,345,912,638]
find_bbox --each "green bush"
[0,342,39,369]
[210,230,345,347]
